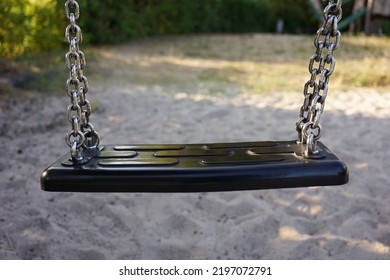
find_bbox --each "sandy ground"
[1,69,390,259]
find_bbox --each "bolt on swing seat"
[40,0,348,192]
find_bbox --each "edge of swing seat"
[40,140,349,193]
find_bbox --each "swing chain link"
[296,0,342,158]
[65,0,100,162]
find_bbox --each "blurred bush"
[0,0,62,56]
[1,0,373,57]
[77,0,279,43]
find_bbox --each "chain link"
[296,0,342,157]
[65,0,99,162]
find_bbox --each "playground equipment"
[40,0,349,192]
[309,0,390,34]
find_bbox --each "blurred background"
[1,0,390,57]
[1,0,390,95]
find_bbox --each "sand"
[1,72,390,260]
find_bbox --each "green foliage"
[384,20,390,35]
[0,0,28,56]
[270,0,317,33]
[78,0,276,43]
[1,0,309,56]
[0,0,62,57]
[5,0,379,57]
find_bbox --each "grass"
[1,34,390,96]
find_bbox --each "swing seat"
[40,140,348,192]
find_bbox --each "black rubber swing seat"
[40,140,348,192]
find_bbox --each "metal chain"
[65,0,99,162]
[296,0,342,157]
